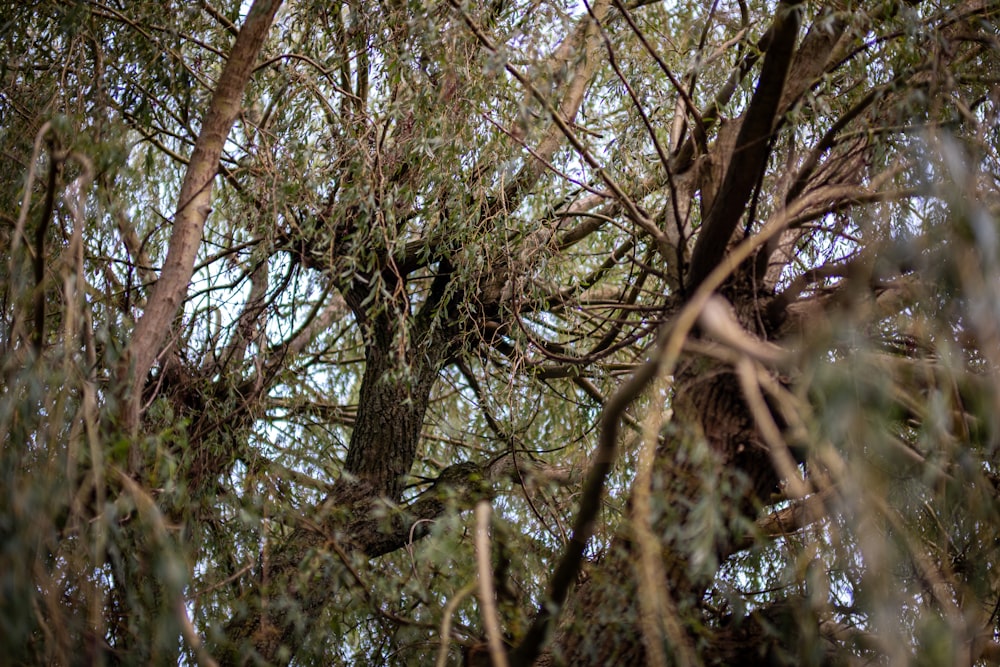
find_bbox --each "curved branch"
[509,318,669,665]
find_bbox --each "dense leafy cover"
[2,0,1000,664]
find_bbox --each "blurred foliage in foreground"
[2,0,1000,664]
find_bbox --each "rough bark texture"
[214,6,617,659]
[343,316,443,500]
[535,4,814,660]
[9,1,1000,665]
[219,286,457,663]
[546,305,781,665]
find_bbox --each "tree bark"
[343,315,443,500]
[221,298,453,662]
[685,0,801,291]
[545,350,780,665]
[123,0,282,445]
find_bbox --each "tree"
[3,0,1000,664]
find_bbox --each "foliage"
[2,0,1000,664]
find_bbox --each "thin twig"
[475,501,509,667]
[436,582,477,667]
[632,378,698,667]
[736,357,810,499]
[12,121,52,258]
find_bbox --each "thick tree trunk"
[343,317,442,500]
[546,293,783,665]
[221,308,449,664]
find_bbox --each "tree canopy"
[3,0,1000,664]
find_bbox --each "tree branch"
[686,0,802,291]
[509,319,669,664]
[123,0,282,441]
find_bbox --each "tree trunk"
[343,316,442,500]
[547,291,783,665]
[221,307,449,663]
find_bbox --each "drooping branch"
[453,0,659,242]
[531,185,875,664]
[705,597,847,667]
[509,321,670,665]
[220,457,537,661]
